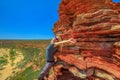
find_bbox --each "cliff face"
[52,0,120,80]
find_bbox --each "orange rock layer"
[52,0,120,80]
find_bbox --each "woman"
[38,37,76,80]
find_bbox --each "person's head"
[51,36,59,43]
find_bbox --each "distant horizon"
[0,0,119,39]
[0,33,54,40]
[0,34,54,40]
[0,38,51,40]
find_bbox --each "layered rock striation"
[52,0,120,80]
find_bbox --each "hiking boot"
[38,73,44,80]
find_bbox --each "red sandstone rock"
[51,0,120,80]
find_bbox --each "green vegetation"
[0,57,8,67]
[0,40,50,80]
[9,49,16,66]
[17,47,46,68]
[8,66,40,80]
[11,47,47,80]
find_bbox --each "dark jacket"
[46,43,57,62]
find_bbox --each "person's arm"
[54,38,76,46]
[54,40,70,45]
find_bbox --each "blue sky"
[0,0,119,39]
[0,0,60,39]
[113,0,120,2]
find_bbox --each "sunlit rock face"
[51,0,120,80]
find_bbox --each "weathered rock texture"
[52,0,120,80]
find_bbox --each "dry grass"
[0,40,50,80]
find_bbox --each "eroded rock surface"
[51,0,120,80]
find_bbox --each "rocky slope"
[51,0,120,80]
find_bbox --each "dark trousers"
[40,62,54,77]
